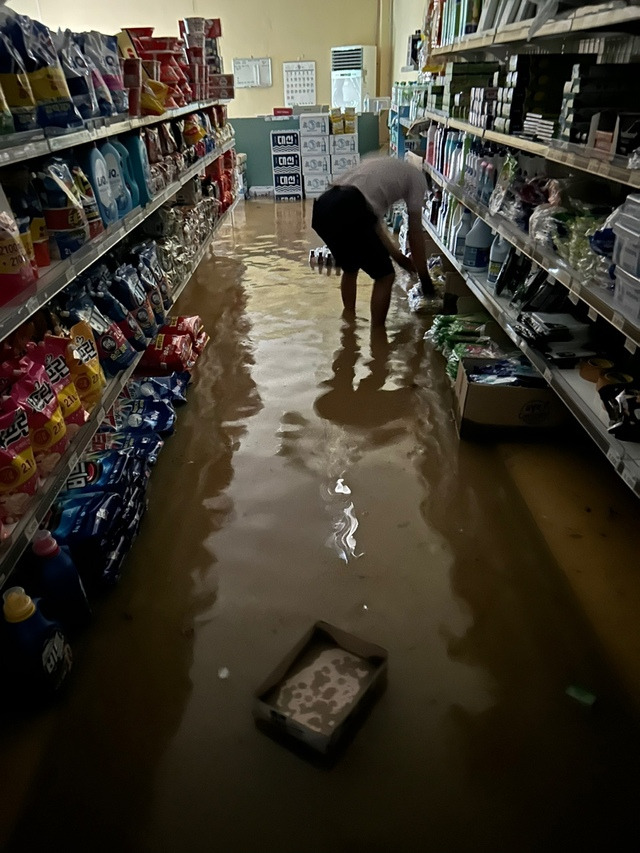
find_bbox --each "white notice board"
[283,61,316,106]
[232,58,272,88]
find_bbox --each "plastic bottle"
[32,530,91,634]
[488,234,509,284]
[82,145,118,226]
[462,217,492,270]
[123,134,153,206]
[453,209,474,259]
[100,140,133,218]
[426,124,437,165]
[2,586,72,697]
[111,140,140,209]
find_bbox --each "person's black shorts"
[311,185,394,280]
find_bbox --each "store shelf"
[409,111,640,187]
[421,212,640,497]
[423,158,640,354]
[0,195,237,588]
[0,137,236,346]
[431,1,640,55]
[0,99,223,168]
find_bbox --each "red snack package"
[158,315,203,344]
[137,333,193,375]
[27,340,88,437]
[11,358,68,478]
[0,400,39,524]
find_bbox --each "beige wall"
[391,0,424,85]
[6,0,380,118]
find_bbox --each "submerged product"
[32,529,91,634]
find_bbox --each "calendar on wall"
[283,61,316,107]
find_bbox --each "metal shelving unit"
[0,196,238,586]
[421,212,640,496]
[0,138,236,344]
[0,99,223,168]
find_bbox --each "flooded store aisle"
[3,200,640,852]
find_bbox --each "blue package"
[54,29,98,120]
[64,293,138,376]
[63,450,147,497]
[89,430,165,465]
[90,285,148,352]
[113,397,176,435]
[132,241,172,309]
[128,372,190,405]
[111,264,158,340]
[136,261,167,325]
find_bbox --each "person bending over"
[312,155,437,326]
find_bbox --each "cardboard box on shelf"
[299,113,330,136]
[330,133,358,154]
[253,621,387,756]
[209,86,235,100]
[453,358,568,436]
[274,187,304,202]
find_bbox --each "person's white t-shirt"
[333,155,426,219]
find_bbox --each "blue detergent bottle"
[2,586,73,698]
[82,145,119,226]
[112,140,140,208]
[32,530,92,635]
[123,133,153,206]
[100,140,133,218]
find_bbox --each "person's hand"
[394,252,416,273]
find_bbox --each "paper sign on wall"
[283,61,316,106]
[232,58,272,88]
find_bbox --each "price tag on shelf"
[26,296,39,315]
[0,149,11,163]
[622,468,637,492]
[24,517,39,541]
[624,337,637,355]
[612,312,625,331]
[543,367,553,384]
[588,307,598,322]
[607,448,621,469]
[96,406,106,424]
[568,290,579,305]
[67,452,79,472]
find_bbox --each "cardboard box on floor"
[454,357,568,436]
[253,621,387,756]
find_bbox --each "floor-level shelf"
[0,196,238,588]
[0,138,236,345]
[423,159,640,355]
[422,213,640,497]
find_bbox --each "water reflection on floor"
[3,200,640,852]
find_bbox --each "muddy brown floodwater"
[2,200,640,853]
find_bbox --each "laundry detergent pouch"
[137,333,194,375]
[26,340,87,434]
[68,322,106,410]
[71,165,104,239]
[0,32,36,131]
[89,286,147,352]
[136,261,166,325]
[80,147,118,227]
[4,15,82,129]
[64,450,146,497]
[123,134,153,206]
[159,316,203,344]
[80,32,128,114]
[99,140,133,219]
[65,294,137,376]
[54,29,98,120]
[0,210,37,307]
[0,402,38,524]
[112,397,176,435]
[128,372,190,405]
[89,429,164,465]
[80,48,114,117]
[111,265,158,339]
[11,358,68,477]
[37,158,90,258]
[0,80,15,134]
[132,241,172,308]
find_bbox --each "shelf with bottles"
[0,196,236,586]
[0,137,235,348]
[420,128,640,354]
[430,1,640,57]
[421,207,640,497]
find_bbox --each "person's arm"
[374,221,415,273]
[407,211,434,294]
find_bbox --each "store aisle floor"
[3,200,640,853]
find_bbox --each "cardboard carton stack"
[271,130,303,202]
[328,108,359,180]
[299,114,331,199]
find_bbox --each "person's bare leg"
[370,272,395,327]
[340,271,358,317]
